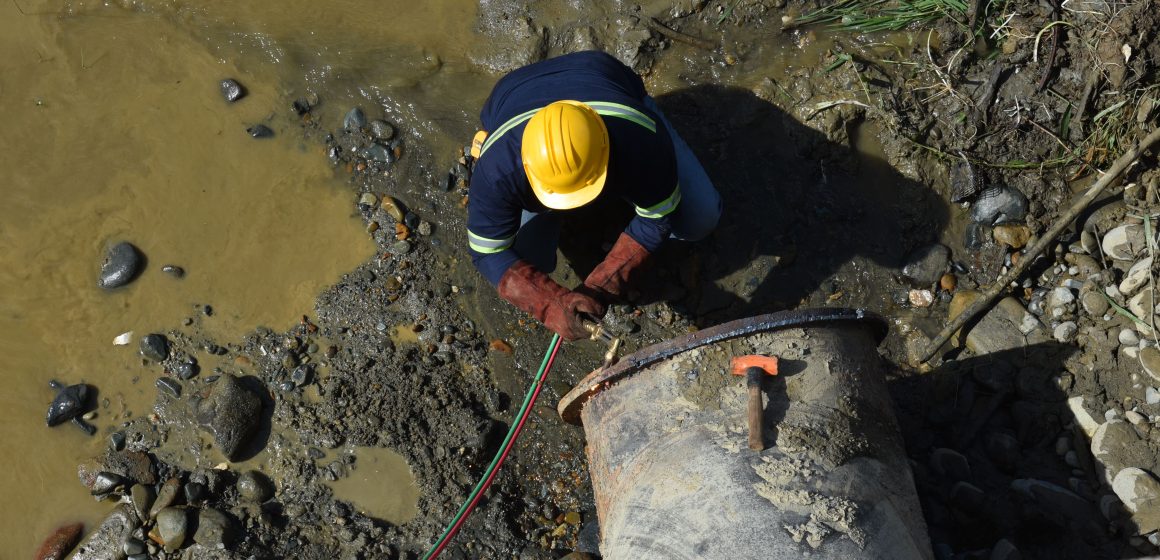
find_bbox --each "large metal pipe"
[558,309,932,559]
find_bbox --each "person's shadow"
[560,84,949,324]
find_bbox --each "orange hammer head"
[730,355,779,378]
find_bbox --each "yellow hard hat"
[521,101,609,209]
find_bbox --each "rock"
[1121,328,1142,346]
[1121,257,1154,296]
[909,289,934,308]
[1126,410,1146,425]
[949,481,985,513]
[1100,493,1127,521]
[369,120,395,141]
[69,504,135,560]
[1081,291,1109,316]
[130,484,153,521]
[1064,253,1102,278]
[1054,321,1078,343]
[139,334,169,361]
[90,471,127,497]
[246,124,273,138]
[154,507,187,552]
[390,240,412,254]
[122,536,145,556]
[46,381,90,428]
[344,107,367,130]
[985,433,1020,472]
[196,374,262,461]
[990,539,1021,560]
[930,448,972,482]
[1068,396,1103,438]
[993,224,1032,249]
[1103,224,1146,260]
[193,507,235,548]
[1128,289,1154,321]
[1081,230,1099,254]
[150,478,181,519]
[358,192,379,208]
[1141,346,1160,383]
[219,79,245,102]
[1047,287,1075,309]
[901,244,949,285]
[98,241,143,289]
[1112,468,1160,534]
[161,265,185,278]
[171,358,198,380]
[156,377,181,397]
[184,482,207,503]
[1011,479,1094,526]
[34,522,83,560]
[1091,421,1146,485]
[972,186,1028,225]
[236,470,274,503]
[418,221,433,236]
[361,144,394,164]
[1149,387,1160,405]
[955,296,1048,354]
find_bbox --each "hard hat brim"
[529,168,606,210]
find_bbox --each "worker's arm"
[583,116,679,301]
[468,167,605,340]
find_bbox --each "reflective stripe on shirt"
[478,101,657,158]
[635,184,681,218]
[467,230,515,254]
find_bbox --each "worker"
[467,50,721,341]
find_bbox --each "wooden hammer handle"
[745,367,764,451]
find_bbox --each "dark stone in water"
[161,265,184,278]
[156,377,181,397]
[203,304,214,317]
[344,107,367,130]
[219,79,245,103]
[139,334,168,362]
[171,358,198,380]
[247,124,274,138]
[971,186,1028,225]
[361,144,394,164]
[369,119,395,141]
[46,380,90,427]
[404,212,420,230]
[292,97,312,115]
[196,374,262,460]
[33,522,84,560]
[109,431,126,451]
[98,242,143,289]
[183,481,207,503]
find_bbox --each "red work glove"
[498,260,607,341]
[583,232,651,301]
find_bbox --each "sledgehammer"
[730,355,779,451]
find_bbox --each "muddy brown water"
[1,0,962,554]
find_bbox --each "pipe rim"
[556,307,888,425]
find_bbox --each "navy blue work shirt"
[466,50,679,286]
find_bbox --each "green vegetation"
[793,0,968,33]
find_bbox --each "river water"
[0,0,484,552]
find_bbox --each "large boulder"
[196,374,262,461]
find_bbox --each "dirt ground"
[55,0,1160,559]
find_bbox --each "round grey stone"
[369,120,395,141]
[139,334,169,362]
[236,470,274,503]
[155,507,187,552]
[99,242,143,289]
